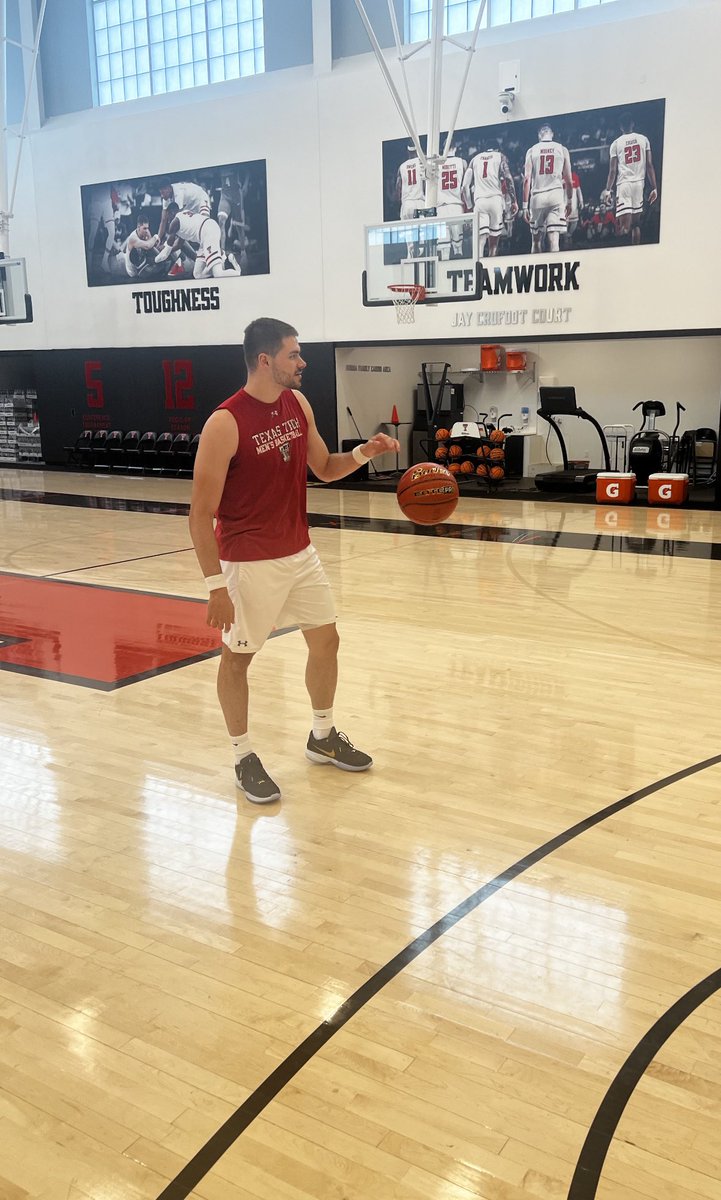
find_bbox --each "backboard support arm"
[354,0,487,211]
[441,0,488,161]
[1,0,49,255]
[352,0,426,167]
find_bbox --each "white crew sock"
[231,733,253,764]
[312,708,334,740]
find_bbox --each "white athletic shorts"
[192,217,223,277]
[474,196,504,239]
[530,190,567,235]
[435,202,464,250]
[400,201,423,221]
[616,180,644,217]
[220,544,336,654]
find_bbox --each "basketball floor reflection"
[0,573,221,688]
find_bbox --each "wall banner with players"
[382,100,664,258]
[81,159,269,288]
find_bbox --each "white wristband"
[205,573,226,594]
[351,444,369,465]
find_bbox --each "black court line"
[0,634,27,649]
[0,650,223,691]
[568,967,721,1199]
[0,569,208,603]
[3,485,721,560]
[0,486,191,516]
[0,625,295,690]
[155,752,721,1200]
[43,546,194,577]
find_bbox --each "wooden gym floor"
[1,465,721,1200]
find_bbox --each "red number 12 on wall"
[162,359,195,409]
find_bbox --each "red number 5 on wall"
[84,360,104,408]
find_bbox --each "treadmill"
[535,386,611,492]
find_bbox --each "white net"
[388,285,424,324]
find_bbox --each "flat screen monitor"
[415,382,464,417]
[538,386,579,416]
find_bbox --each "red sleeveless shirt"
[214,387,310,562]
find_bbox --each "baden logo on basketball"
[397,462,460,526]
[410,464,451,482]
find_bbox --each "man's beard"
[272,367,302,388]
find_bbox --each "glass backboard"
[363,214,481,306]
[0,258,32,323]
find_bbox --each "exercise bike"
[627,401,685,486]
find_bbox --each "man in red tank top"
[189,318,399,803]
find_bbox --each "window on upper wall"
[90,0,264,107]
[405,0,618,42]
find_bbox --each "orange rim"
[388,284,426,303]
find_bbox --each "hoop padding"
[388,283,426,324]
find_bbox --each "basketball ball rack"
[419,361,507,491]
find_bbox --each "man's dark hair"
[620,112,635,133]
[166,202,180,218]
[244,318,298,370]
[137,210,150,226]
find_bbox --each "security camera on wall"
[499,88,516,117]
[498,60,520,120]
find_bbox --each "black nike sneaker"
[305,728,373,772]
[235,753,281,803]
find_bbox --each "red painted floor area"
[0,573,220,688]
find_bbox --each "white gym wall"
[2,0,720,449]
[336,337,721,471]
[2,0,719,343]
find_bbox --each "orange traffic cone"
[390,404,399,425]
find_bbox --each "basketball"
[435,446,448,460]
[490,447,504,461]
[490,429,506,444]
[449,444,462,458]
[460,460,474,473]
[396,463,460,525]
[490,465,505,479]
[476,463,488,476]
[435,428,450,441]
[448,461,461,475]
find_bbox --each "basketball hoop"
[388,283,426,324]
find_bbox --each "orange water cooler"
[595,472,636,504]
[647,473,689,505]
[480,344,503,371]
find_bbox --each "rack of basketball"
[433,426,506,487]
